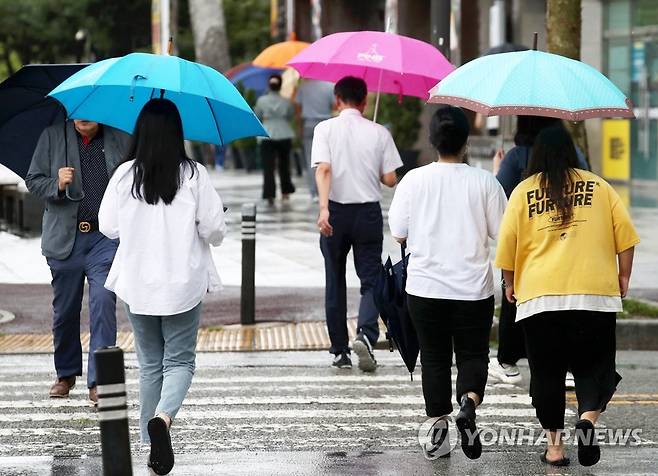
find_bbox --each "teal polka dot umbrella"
[429,39,634,121]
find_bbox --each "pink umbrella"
[288,31,454,121]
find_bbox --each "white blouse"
[99,160,227,316]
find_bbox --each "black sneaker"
[332,352,352,369]
[352,334,377,372]
[455,395,482,460]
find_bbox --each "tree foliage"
[377,94,423,150]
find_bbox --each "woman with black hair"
[495,125,639,467]
[254,74,296,206]
[490,116,589,387]
[99,98,227,475]
[388,106,507,460]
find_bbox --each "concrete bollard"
[95,346,132,476]
[241,203,256,325]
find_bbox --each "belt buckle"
[78,221,91,233]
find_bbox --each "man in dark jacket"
[26,119,130,403]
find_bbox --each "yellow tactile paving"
[0,319,388,354]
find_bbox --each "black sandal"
[147,417,175,475]
[575,419,601,467]
[540,449,570,467]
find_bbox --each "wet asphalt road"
[0,351,656,475]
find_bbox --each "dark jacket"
[25,121,130,259]
[495,145,589,198]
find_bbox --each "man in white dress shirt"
[312,76,403,371]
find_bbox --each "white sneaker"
[565,372,575,390]
[488,361,522,384]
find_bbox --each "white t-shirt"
[388,162,507,300]
[99,161,227,316]
[311,108,403,204]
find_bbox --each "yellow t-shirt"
[494,169,640,304]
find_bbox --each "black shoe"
[147,417,175,475]
[421,417,452,460]
[352,334,377,372]
[540,449,570,467]
[332,352,352,369]
[455,395,482,460]
[575,419,600,467]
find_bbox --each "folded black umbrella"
[0,64,88,178]
[373,242,419,379]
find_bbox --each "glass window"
[607,0,631,31]
[607,39,632,95]
[634,0,658,28]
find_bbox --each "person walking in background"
[389,106,507,460]
[490,116,590,388]
[294,79,334,202]
[313,76,402,372]
[25,119,130,403]
[495,125,639,468]
[99,99,226,475]
[254,74,296,206]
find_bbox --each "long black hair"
[514,115,562,147]
[525,125,581,223]
[123,98,196,205]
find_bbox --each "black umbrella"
[0,64,88,178]
[482,43,528,56]
[373,242,419,379]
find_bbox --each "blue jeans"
[320,201,382,354]
[127,303,201,443]
[46,230,118,388]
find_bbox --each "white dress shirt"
[99,161,227,316]
[388,162,507,300]
[311,108,403,204]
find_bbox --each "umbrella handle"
[63,119,86,202]
[372,69,384,123]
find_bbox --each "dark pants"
[497,280,526,365]
[261,139,295,199]
[320,201,382,355]
[46,230,118,388]
[522,310,620,431]
[407,294,494,417]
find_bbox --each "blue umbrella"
[49,53,268,145]
[227,63,284,97]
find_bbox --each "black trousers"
[320,201,382,355]
[407,294,494,417]
[522,310,621,431]
[497,280,526,365]
[261,139,295,199]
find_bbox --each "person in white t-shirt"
[388,106,507,460]
[99,99,226,476]
[312,76,403,372]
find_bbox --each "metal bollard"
[241,203,256,325]
[95,346,132,476]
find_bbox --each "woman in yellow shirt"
[495,125,639,468]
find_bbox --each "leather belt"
[78,221,99,233]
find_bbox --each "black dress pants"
[497,279,526,365]
[320,201,382,355]
[261,139,295,199]
[407,294,494,417]
[522,310,620,431]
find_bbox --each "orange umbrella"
[253,41,310,69]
